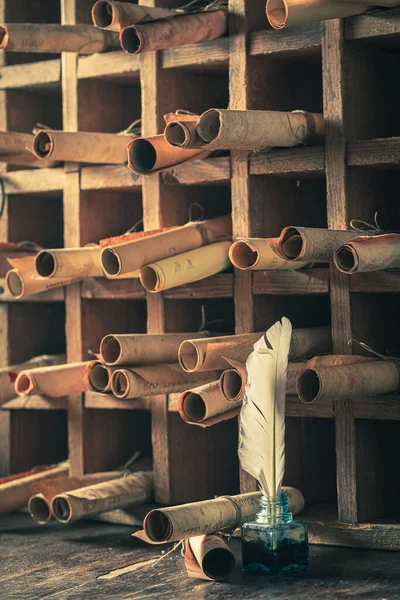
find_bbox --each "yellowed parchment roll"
[334,234,400,274]
[0,461,69,516]
[28,471,122,525]
[196,109,324,152]
[297,360,400,404]
[0,23,120,53]
[32,130,132,165]
[229,238,308,271]
[100,332,210,366]
[278,226,375,263]
[219,360,305,404]
[111,364,220,400]
[127,134,208,175]
[164,116,202,149]
[6,255,78,299]
[15,362,88,398]
[120,10,228,54]
[0,131,32,155]
[266,0,368,29]
[0,354,65,407]
[178,380,242,427]
[52,471,153,523]
[140,241,231,293]
[185,534,235,581]
[35,247,103,279]
[135,486,305,544]
[179,327,331,373]
[101,215,231,279]
[92,1,176,31]
[84,361,118,393]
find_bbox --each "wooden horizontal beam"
[250,146,325,177]
[346,8,400,42]
[0,59,60,90]
[161,157,231,185]
[3,168,64,195]
[162,37,228,70]
[1,395,68,410]
[77,51,140,82]
[80,165,141,191]
[163,273,233,299]
[84,391,150,410]
[349,270,400,293]
[252,268,330,295]
[81,278,146,300]
[348,137,400,168]
[250,22,322,57]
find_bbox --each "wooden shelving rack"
[0,0,399,550]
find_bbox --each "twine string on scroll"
[197,303,224,334]
[117,118,142,138]
[348,338,400,367]
[349,213,393,235]
[175,0,228,13]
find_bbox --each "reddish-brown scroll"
[92,1,176,31]
[0,23,120,53]
[185,535,235,581]
[15,362,88,398]
[120,10,227,54]
[334,234,400,274]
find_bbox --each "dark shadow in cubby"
[253,294,331,333]
[83,409,152,474]
[157,185,231,229]
[8,194,63,248]
[164,298,235,335]
[81,299,147,357]
[79,190,143,246]
[356,419,400,522]
[7,303,66,364]
[351,293,400,357]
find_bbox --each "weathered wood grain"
[348,136,400,168]
[3,168,64,195]
[81,278,146,300]
[0,59,60,90]
[250,145,325,177]
[252,268,329,296]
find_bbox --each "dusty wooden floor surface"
[1,514,399,600]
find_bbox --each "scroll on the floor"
[0,354,65,407]
[15,362,88,398]
[334,234,400,274]
[35,247,103,279]
[52,471,153,523]
[297,358,400,403]
[0,461,69,516]
[100,332,211,366]
[229,238,308,271]
[111,364,220,400]
[194,109,324,151]
[134,486,305,544]
[101,215,231,278]
[28,471,122,525]
[92,1,176,31]
[185,534,235,581]
[120,10,228,54]
[0,23,120,53]
[140,241,231,293]
[32,130,134,165]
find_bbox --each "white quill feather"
[238,317,292,498]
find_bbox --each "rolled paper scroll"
[100,226,177,250]
[52,471,153,523]
[278,226,375,263]
[6,255,78,299]
[297,359,400,404]
[140,241,231,293]
[84,360,118,393]
[178,380,242,427]
[0,461,69,516]
[101,215,231,278]
[266,0,368,29]
[92,1,176,31]
[334,234,400,274]
[0,131,32,156]
[28,471,122,525]
[0,152,56,168]
[185,535,235,581]
[100,332,210,366]
[15,362,88,398]
[219,360,305,404]
[0,354,65,406]
[196,108,324,152]
[179,327,331,373]
[35,247,103,279]
[0,23,119,53]
[32,130,133,165]
[127,134,208,175]
[111,364,220,399]
[135,486,305,544]
[229,238,308,271]
[120,10,227,54]
[164,115,202,150]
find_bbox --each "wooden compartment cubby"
[0,0,399,549]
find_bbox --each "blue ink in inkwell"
[241,492,309,574]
